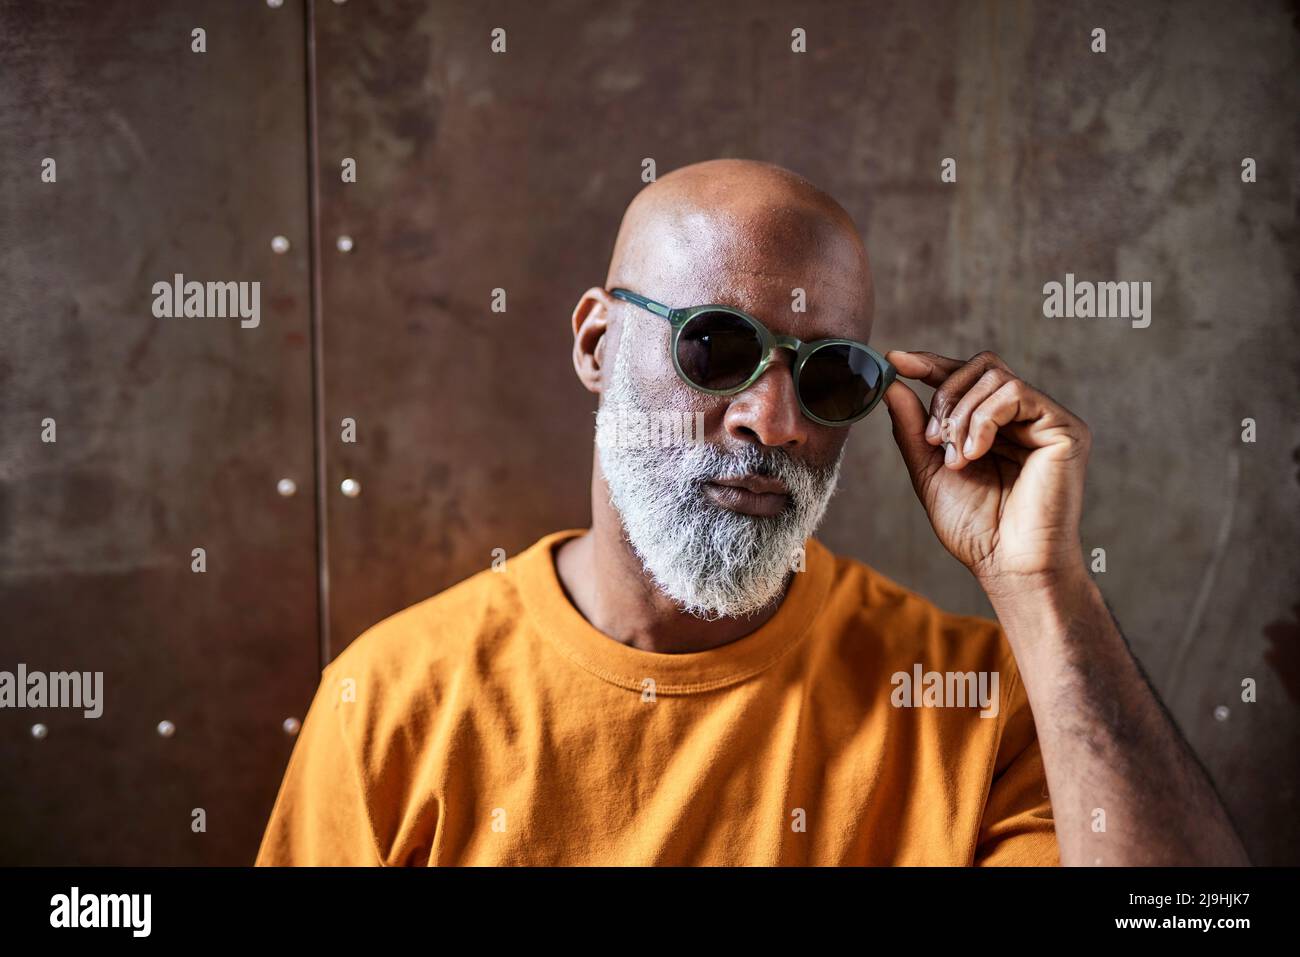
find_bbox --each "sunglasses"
[609,288,897,427]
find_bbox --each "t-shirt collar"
[516,528,834,694]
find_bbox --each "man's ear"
[571,286,615,395]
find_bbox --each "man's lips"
[712,474,790,496]
[704,474,790,517]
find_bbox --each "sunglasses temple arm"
[610,288,673,319]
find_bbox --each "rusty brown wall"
[2,0,1297,865]
[0,1,321,864]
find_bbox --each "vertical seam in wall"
[303,0,331,672]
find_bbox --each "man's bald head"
[605,159,874,340]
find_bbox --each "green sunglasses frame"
[609,287,897,427]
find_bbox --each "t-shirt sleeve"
[973,655,1059,866]
[254,663,383,866]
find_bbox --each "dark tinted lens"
[675,311,764,391]
[799,344,882,422]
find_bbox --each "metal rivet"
[267,0,283,7]
[31,723,48,740]
[277,477,297,497]
[336,235,354,253]
[283,717,301,736]
[271,235,290,254]
[340,478,361,498]
[1213,705,1229,722]
[157,720,176,738]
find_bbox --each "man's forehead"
[630,206,874,337]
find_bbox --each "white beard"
[594,317,844,621]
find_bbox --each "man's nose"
[722,353,809,449]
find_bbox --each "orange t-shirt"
[255,529,1057,866]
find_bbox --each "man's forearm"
[982,567,1250,866]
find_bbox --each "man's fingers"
[926,351,1014,425]
[884,349,1084,471]
[952,380,1037,468]
[886,351,1015,420]
[951,378,1087,468]
[935,366,1015,465]
[988,437,1032,466]
[885,350,964,389]
[881,378,943,479]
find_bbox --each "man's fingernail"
[925,416,940,439]
[963,435,974,455]
[944,442,956,464]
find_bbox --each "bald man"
[256,159,1248,867]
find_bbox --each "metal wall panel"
[0,0,1294,867]
[0,1,320,864]
[311,0,1299,864]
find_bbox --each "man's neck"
[553,481,785,654]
